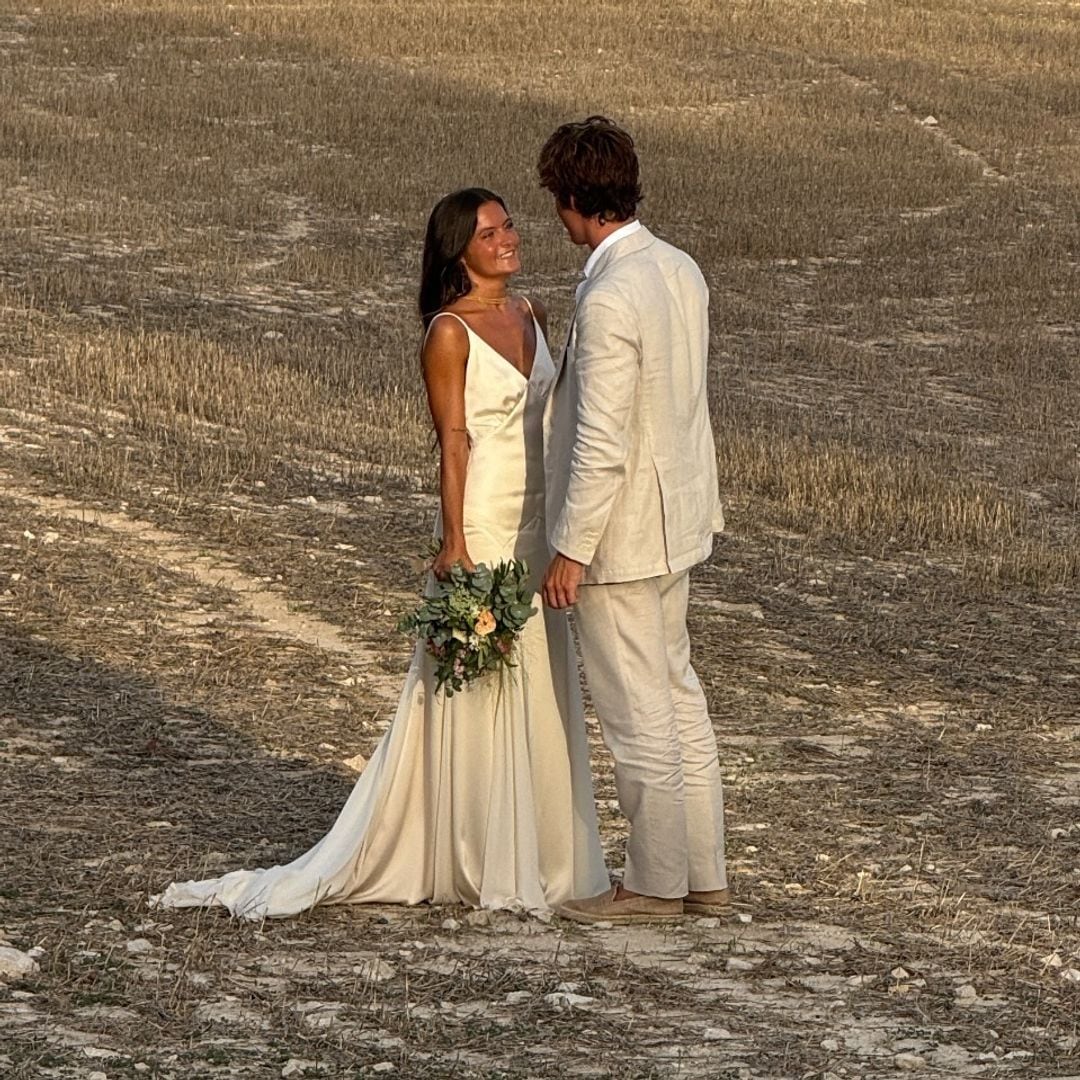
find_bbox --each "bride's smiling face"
[462,200,521,283]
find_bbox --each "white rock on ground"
[703,1027,735,1041]
[0,947,39,980]
[293,1001,349,1030]
[544,991,596,1009]
[354,958,396,983]
[894,1052,927,1071]
[282,1059,328,1077]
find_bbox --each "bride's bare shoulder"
[520,295,548,335]
[422,312,469,370]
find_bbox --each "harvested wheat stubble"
[1,0,1079,1076]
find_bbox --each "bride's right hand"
[432,538,476,580]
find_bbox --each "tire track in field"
[4,481,403,707]
[815,58,1012,183]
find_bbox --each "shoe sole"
[555,908,683,926]
[683,902,733,916]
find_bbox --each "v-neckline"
[455,313,539,383]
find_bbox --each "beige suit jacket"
[544,225,724,584]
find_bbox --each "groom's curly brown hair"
[538,115,643,223]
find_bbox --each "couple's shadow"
[1,628,362,917]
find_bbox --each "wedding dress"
[153,306,609,918]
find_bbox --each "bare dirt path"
[3,479,403,710]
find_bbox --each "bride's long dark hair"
[419,187,507,327]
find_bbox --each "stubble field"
[1,1,1078,1077]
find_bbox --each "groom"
[539,116,728,923]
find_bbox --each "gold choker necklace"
[470,292,510,308]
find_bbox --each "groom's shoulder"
[617,231,705,290]
[614,228,696,270]
[645,232,701,271]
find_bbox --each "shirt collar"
[582,219,642,279]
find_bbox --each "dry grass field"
[1,0,1079,1076]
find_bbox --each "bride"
[153,188,609,918]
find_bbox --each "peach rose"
[474,609,497,636]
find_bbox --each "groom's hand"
[543,553,585,609]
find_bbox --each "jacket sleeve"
[550,287,640,565]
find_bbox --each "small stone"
[293,1000,346,1030]
[441,918,461,932]
[954,983,978,1005]
[821,1038,840,1052]
[894,1052,927,1070]
[735,912,753,923]
[703,1027,735,1040]
[543,991,595,1009]
[1061,968,1080,983]
[465,910,492,927]
[342,753,367,772]
[125,938,153,955]
[372,1064,395,1073]
[0,947,39,980]
[726,957,755,972]
[505,990,532,1005]
[921,115,939,126]
[354,958,396,983]
[282,1060,324,1077]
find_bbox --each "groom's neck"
[585,216,637,251]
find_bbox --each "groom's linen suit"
[545,222,727,898]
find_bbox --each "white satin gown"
[153,306,609,918]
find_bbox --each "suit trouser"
[574,569,727,898]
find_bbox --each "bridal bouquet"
[397,559,538,697]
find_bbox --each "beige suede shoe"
[683,888,732,916]
[556,887,684,925]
